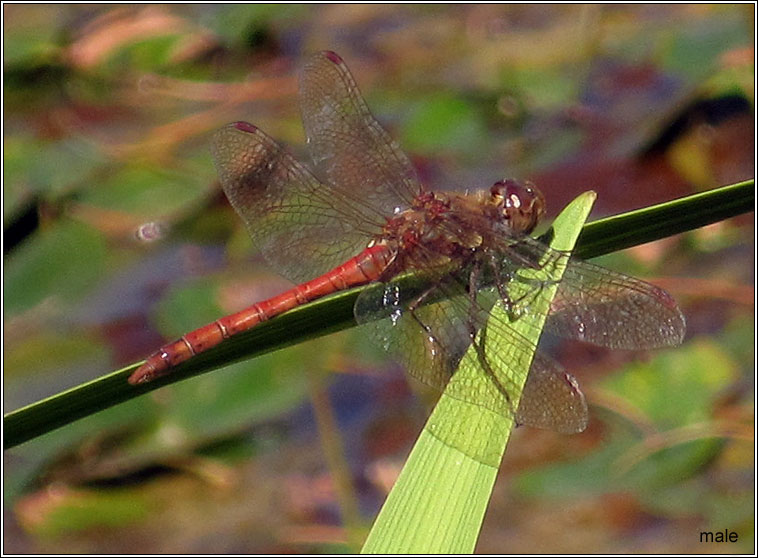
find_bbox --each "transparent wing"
[548,256,686,348]
[299,51,422,217]
[501,235,686,349]
[353,221,685,447]
[210,122,382,283]
[517,354,587,433]
[354,266,589,440]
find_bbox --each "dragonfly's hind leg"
[466,264,518,415]
[407,285,452,368]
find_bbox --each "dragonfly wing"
[516,353,588,433]
[299,51,422,216]
[546,256,686,349]
[487,233,686,350]
[354,264,588,433]
[354,277,473,397]
[210,122,377,283]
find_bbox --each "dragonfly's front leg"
[488,251,562,322]
[487,253,533,321]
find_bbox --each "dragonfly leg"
[488,257,516,312]
[467,264,490,335]
[465,264,517,414]
[407,282,446,353]
[470,323,517,415]
[487,254,554,321]
[487,256,534,320]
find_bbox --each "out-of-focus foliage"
[3,4,753,554]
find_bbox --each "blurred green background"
[3,4,754,553]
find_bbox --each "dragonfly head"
[490,179,546,234]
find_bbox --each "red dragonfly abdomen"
[128,244,393,385]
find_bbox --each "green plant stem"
[3,180,753,449]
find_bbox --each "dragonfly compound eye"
[490,179,545,233]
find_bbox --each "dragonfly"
[129,50,685,438]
